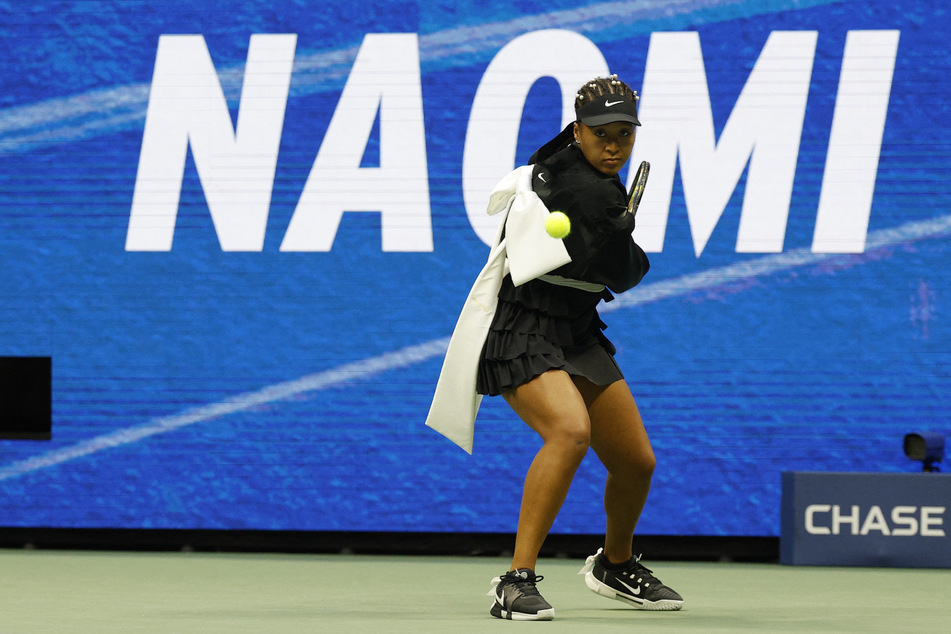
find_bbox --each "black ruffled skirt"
[476,275,624,396]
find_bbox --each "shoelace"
[628,555,667,587]
[500,571,544,595]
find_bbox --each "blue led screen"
[1,0,949,536]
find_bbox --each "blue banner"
[1,0,949,536]
[781,472,951,567]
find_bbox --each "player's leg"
[576,377,654,563]
[575,377,683,611]
[489,369,590,620]
[503,369,591,572]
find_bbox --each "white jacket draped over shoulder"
[424,165,572,453]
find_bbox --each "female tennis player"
[426,75,683,621]
[485,75,683,621]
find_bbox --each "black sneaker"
[488,568,555,620]
[579,548,683,611]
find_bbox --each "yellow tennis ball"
[545,211,571,238]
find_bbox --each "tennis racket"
[626,160,650,216]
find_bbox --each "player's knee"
[612,447,655,480]
[547,419,590,455]
[638,451,657,477]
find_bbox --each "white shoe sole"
[491,601,555,620]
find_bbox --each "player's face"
[574,121,635,176]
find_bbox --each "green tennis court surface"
[1,550,947,632]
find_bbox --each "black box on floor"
[0,356,52,439]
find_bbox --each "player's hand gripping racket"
[626,160,650,217]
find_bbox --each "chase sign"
[781,472,951,568]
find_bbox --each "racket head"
[626,160,650,216]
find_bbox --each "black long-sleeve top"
[531,145,650,293]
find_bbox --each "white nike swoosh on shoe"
[617,578,643,597]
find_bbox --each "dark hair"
[574,75,638,114]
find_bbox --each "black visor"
[576,94,641,127]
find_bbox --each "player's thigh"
[575,378,655,474]
[503,370,591,444]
